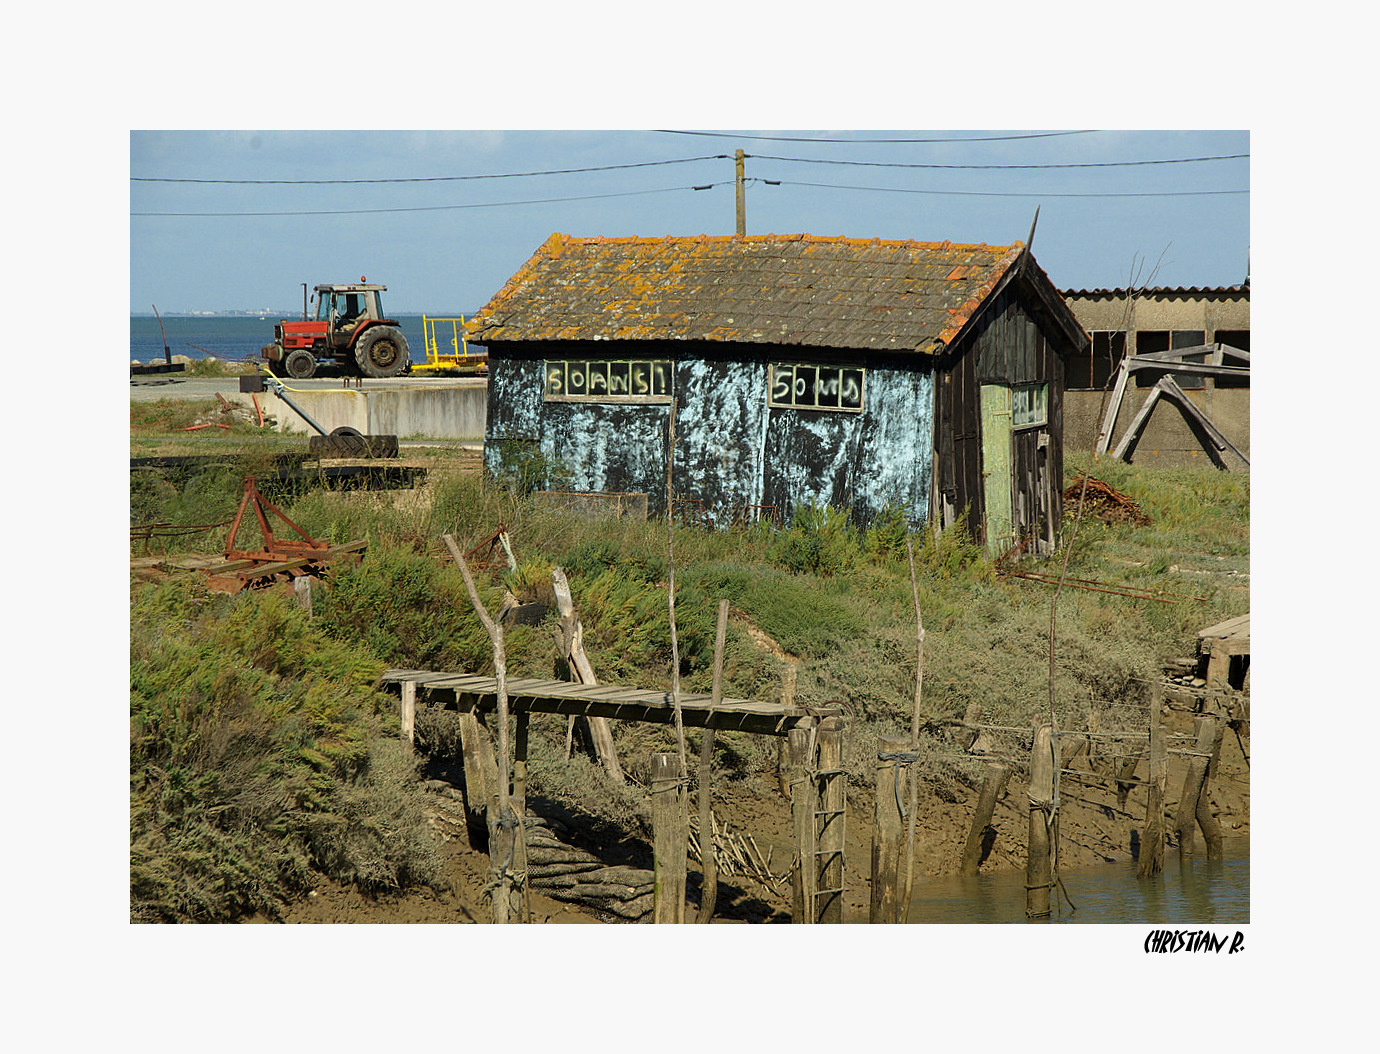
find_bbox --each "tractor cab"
[314,284,387,334]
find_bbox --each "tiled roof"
[466,233,1027,354]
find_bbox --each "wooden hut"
[467,233,1087,553]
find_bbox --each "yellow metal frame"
[413,315,479,371]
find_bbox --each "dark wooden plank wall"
[934,280,1068,547]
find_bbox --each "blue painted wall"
[485,346,935,528]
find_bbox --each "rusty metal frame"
[224,476,329,563]
[460,523,517,572]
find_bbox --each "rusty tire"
[354,326,409,378]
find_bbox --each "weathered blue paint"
[762,361,933,527]
[484,347,934,527]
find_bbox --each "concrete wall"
[226,380,487,439]
[1065,388,1249,469]
[1061,288,1249,468]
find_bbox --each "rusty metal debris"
[1062,476,1150,526]
[201,476,365,593]
[994,533,1207,604]
[995,565,1208,604]
[734,503,782,529]
[130,519,232,554]
[451,523,517,573]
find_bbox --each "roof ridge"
[544,231,1021,252]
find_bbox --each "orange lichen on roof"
[466,233,1027,353]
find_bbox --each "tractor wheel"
[354,326,409,378]
[284,349,317,379]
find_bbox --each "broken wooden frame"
[377,668,845,922]
[1095,342,1250,467]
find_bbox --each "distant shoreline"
[131,311,475,318]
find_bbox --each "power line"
[777,179,1248,199]
[131,183,732,217]
[658,129,1100,144]
[130,155,728,186]
[748,152,1249,170]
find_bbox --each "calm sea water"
[907,836,1248,924]
[130,314,469,366]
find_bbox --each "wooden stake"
[400,679,417,754]
[1138,691,1167,878]
[776,662,799,798]
[292,574,313,616]
[960,761,1012,876]
[788,724,814,924]
[902,536,926,915]
[1177,715,1221,861]
[457,710,498,850]
[665,396,688,777]
[651,752,687,924]
[1026,722,1054,919]
[550,568,625,784]
[695,598,729,924]
[443,533,524,924]
[870,735,907,923]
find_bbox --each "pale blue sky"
[130,129,1249,315]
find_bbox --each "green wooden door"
[980,384,1014,555]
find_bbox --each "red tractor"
[261,280,410,379]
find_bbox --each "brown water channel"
[906,837,1249,924]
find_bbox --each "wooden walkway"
[378,669,838,736]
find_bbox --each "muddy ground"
[267,691,1248,924]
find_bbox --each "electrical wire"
[132,183,732,217]
[775,179,1248,199]
[747,152,1248,170]
[131,154,729,185]
[657,129,1100,144]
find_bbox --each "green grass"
[130,446,1249,916]
[129,578,442,922]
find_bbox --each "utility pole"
[735,149,746,236]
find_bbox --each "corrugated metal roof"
[1060,285,1249,298]
[466,233,1027,353]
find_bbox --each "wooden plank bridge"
[378,669,839,736]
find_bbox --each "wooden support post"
[870,735,907,923]
[776,663,799,798]
[400,679,417,754]
[1138,694,1167,878]
[960,761,1012,875]
[511,710,531,924]
[1116,755,1141,810]
[1095,357,1131,455]
[292,574,313,615]
[788,724,814,924]
[1026,722,1054,919]
[458,710,499,851]
[816,716,846,924]
[1177,715,1222,861]
[513,711,529,819]
[695,598,729,924]
[651,752,687,924]
[551,568,625,784]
